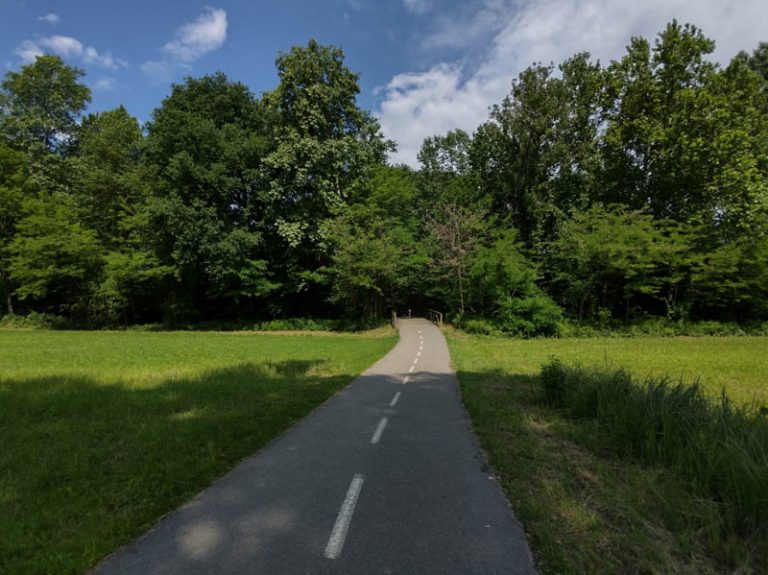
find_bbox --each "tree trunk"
[0,268,14,316]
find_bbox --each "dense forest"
[1,21,767,334]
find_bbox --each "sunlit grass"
[448,331,768,403]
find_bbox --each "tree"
[425,202,486,315]
[261,40,390,308]
[144,73,272,319]
[0,55,91,157]
[9,196,101,316]
[0,139,26,315]
[466,229,562,336]
[418,130,472,176]
[548,207,691,321]
[472,53,603,249]
[734,41,768,82]
[71,106,147,244]
[601,22,768,240]
[689,219,768,320]
[329,166,427,317]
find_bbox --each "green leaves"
[0,55,90,157]
[9,195,101,313]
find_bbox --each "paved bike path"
[94,318,536,574]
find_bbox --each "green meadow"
[0,329,395,574]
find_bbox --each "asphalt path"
[93,318,537,574]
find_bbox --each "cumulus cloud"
[377,0,768,166]
[38,13,60,25]
[142,7,227,79]
[15,35,127,70]
[15,40,43,63]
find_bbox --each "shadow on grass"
[0,360,355,575]
[455,368,767,575]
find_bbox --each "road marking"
[389,391,401,407]
[409,365,415,373]
[418,330,422,334]
[413,356,419,365]
[402,375,409,384]
[417,350,421,357]
[370,417,389,444]
[324,474,365,559]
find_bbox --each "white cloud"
[15,40,43,63]
[163,7,227,62]
[15,35,126,70]
[38,13,60,25]
[403,0,432,14]
[93,77,116,91]
[377,0,768,166]
[142,7,228,79]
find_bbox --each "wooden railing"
[428,309,443,326]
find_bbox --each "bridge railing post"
[428,309,443,326]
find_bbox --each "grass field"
[0,328,396,574]
[450,334,768,404]
[448,332,768,574]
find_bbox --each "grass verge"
[448,331,768,574]
[0,328,396,574]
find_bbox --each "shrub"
[0,312,67,330]
[461,318,501,336]
[497,294,562,337]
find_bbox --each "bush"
[460,318,502,336]
[555,318,768,338]
[497,294,562,337]
[251,318,335,331]
[0,312,67,330]
[540,360,768,540]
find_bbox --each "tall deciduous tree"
[144,73,273,319]
[261,40,390,308]
[72,106,147,244]
[472,53,603,249]
[602,21,768,239]
[0,55,90,157]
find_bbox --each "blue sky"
[2,1,767,165]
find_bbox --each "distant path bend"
[94,318,537,574]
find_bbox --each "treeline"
[1,23,767,333]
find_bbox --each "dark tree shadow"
[0,360,356,575]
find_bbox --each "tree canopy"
[1,26,766,333]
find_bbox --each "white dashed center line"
[409,365,415,373]
[402,375,410,384]
[413,356,419,365]
[324,474,365,559]
[417,350,421,357]
[370,417,388,444]
[389,391,401,407]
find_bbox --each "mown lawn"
[449,332,768,575]
[0,329,396,575]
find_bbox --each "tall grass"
[541,361,768,542]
